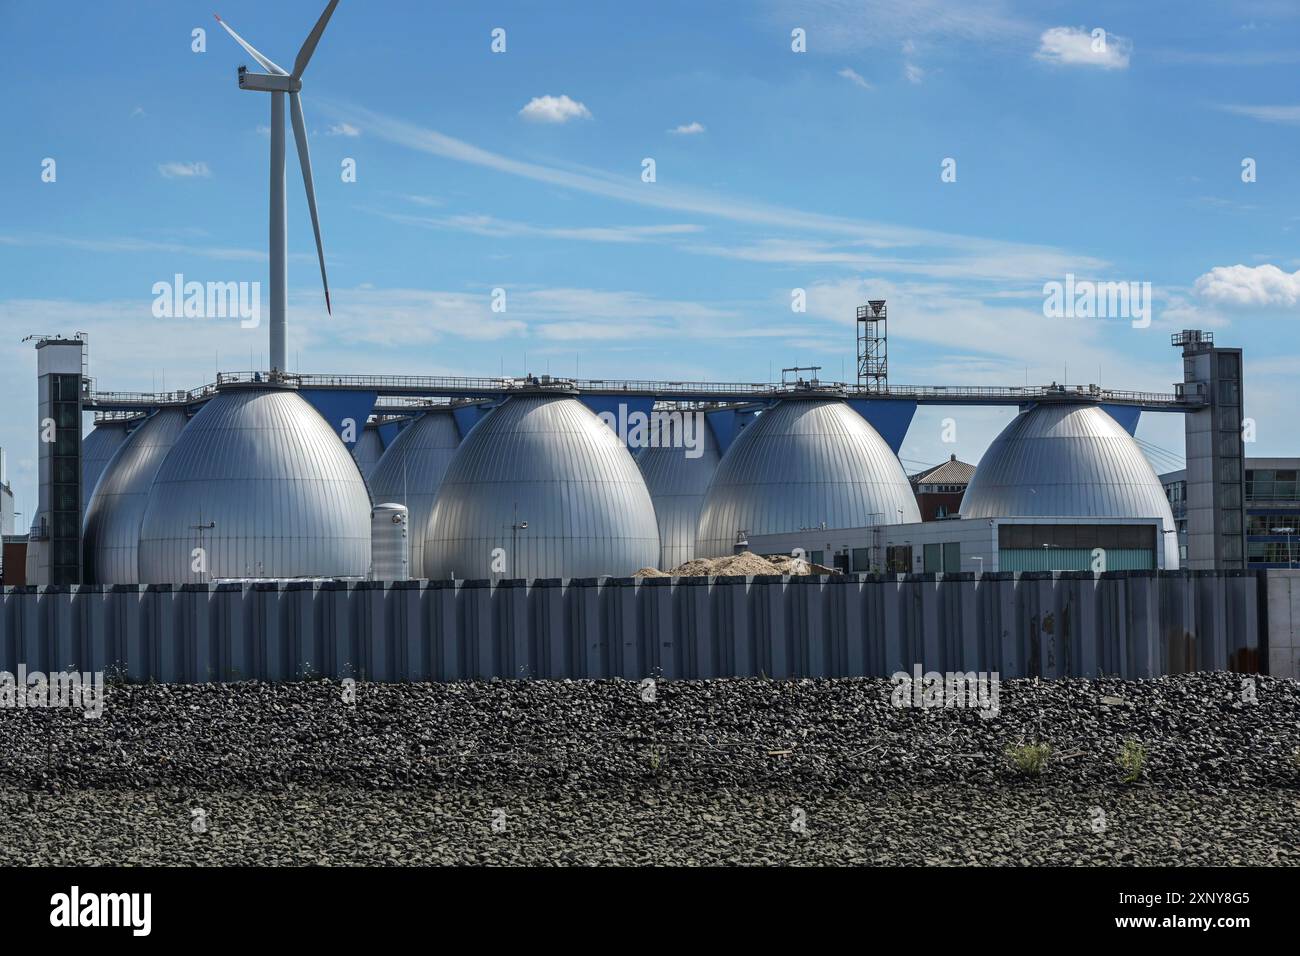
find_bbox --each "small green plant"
[1118,740,1146,783]
[1006,742,1052,776]
[647,747,664,772]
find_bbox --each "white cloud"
[0,231,270,262]
[1217,104,1300,126]
[519,94,592,124]
[158,161,211,179]
[668,121,706,135]
[903,62,925,83]
[380,208,703,244]
[1193,264,1300,308]
[1035,26,1132,69]
[327,122,361,137]
[837,67,872,89]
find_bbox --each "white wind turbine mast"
[215,0,339,374]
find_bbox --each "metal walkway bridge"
[83,370,1202,415]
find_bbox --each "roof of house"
[910,454,977,487]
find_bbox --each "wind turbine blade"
[214,14,288,75]
[289,92,331,315]
[292,0,341,79]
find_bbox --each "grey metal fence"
[0,570,1265,683]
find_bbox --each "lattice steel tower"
[856,300,887,391]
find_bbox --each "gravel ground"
[1,672,1297,865]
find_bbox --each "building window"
[942,541,962,573]
[1248,541,1299,565]
[851,547,871,572]
[1247,514,1300,536]
[886,545,912,573]
[923,543,941,573]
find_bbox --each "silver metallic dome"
[83,408,189,584]
[137,385,372,583]
[81,418,135,511]
[637,414,720,569]
[960,404,1179,568]
[351,422,386,481]
[696,398,921,558]
[424,395,660,579]
[367,410,461,576]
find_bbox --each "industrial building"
[82,407,189,584]
[1163,458,1300,569]
[749,403,1180,574]
[637,414,721,569]
[367,408,460,577]
[135,382,372,584]
[423,392,661,580]
[748,515,1172,575]
[12,322,1254,589]
[695,396,920,559]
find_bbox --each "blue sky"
[2,0,1299,519]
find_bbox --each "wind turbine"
[214,0,338,374]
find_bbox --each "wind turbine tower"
[215,0,338,373]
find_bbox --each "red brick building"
[909,455,976,521]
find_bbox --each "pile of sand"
[633,552,839,579]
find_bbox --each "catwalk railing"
[83,372,1196,411]
[0,570,1266,683]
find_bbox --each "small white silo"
[371,502,410,581]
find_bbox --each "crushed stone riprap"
[0,672,1296,865]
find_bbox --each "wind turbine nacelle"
[237,66,302,93]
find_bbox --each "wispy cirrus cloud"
[158,161,211,179]
[1216,104,1300,126]
[683,237,1109,283]
[378,209,704,244]
[763,0,1033,51]
[321,100,1107,281]
[1151,48,1300,66]
[837,67,872,89]
[0,232,315,264]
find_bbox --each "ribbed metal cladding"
[424,394,660,579]
[637,416,721,569]
[83,408,189,584]
[696,398,921,558]
[81,419,134,511]
[960,404,1181,569]
[371,503,410,581]
[137,385,372,583]
[351,424,386,481]
[368,410,461,577]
